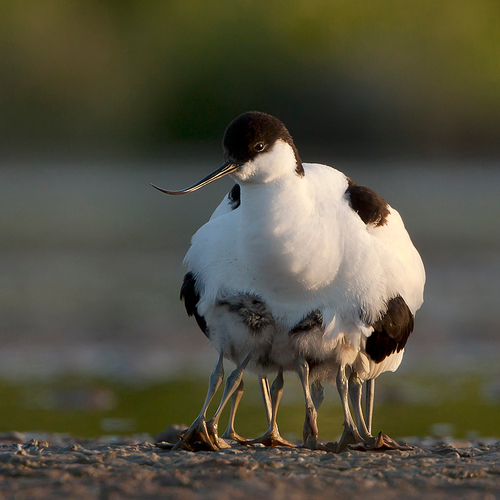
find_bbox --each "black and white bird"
[152,111,425,452]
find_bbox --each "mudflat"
[1,434,499,499]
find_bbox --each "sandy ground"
[0,432,499,500]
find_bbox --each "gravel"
[0,432,499,499]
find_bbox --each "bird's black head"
[223,112,304,176]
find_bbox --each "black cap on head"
[223,112,304,176]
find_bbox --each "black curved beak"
[150,161,241,195]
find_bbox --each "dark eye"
[254,142,265,152]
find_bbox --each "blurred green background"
[2,0,500,156]
[0,0,499,441]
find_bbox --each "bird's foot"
[167,416,224,452]
[249,428,296,448]
[205,419,231,449]
[348,431,414,452]
[302,435,335,452]
[221,429,250,445]
[301,415,326,450]
[324,427,364,453]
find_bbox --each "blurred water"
[1,160,499,381]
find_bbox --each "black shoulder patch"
[346,178,390,227]
[180,272,208,337]
[365,296,414,363]
[228,183,241,210]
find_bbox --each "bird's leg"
[170,352,224,451]
[365,378,374,435]
[311,380,325,413]
[296,357,329,450]
[332,364,363,452]
[348,371,371,440]
[222,374,278,445]
[249,369,295,447]
[348,374,413,452]
[205,353,252,449]
[349,372,413,451]
[220,379,248,443]
[260,375,273,427]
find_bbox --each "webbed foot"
[302,435,336,451]
[324,427,364,453]
[167,416,223,452]
[249,428,296,447]
[348,431,414,452]
[220,429,249,445]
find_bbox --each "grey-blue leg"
[349,371,371,440]
[334,364,363,452]
[249,369,295,447]
[172,352,225,451]
[348,373,414,451]
[221,379,248,443]
[206,353,252,448]
[366,378,374,434]
[296,357,332,450]
[311,380,324,412]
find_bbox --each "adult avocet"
[152,111,425,452]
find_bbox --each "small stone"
[22,439,39,449]
[15,444,26,456]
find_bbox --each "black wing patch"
[180,272,208,337]
[346,178,389,227]
[365,296,414,363]
[228,183,241,210]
